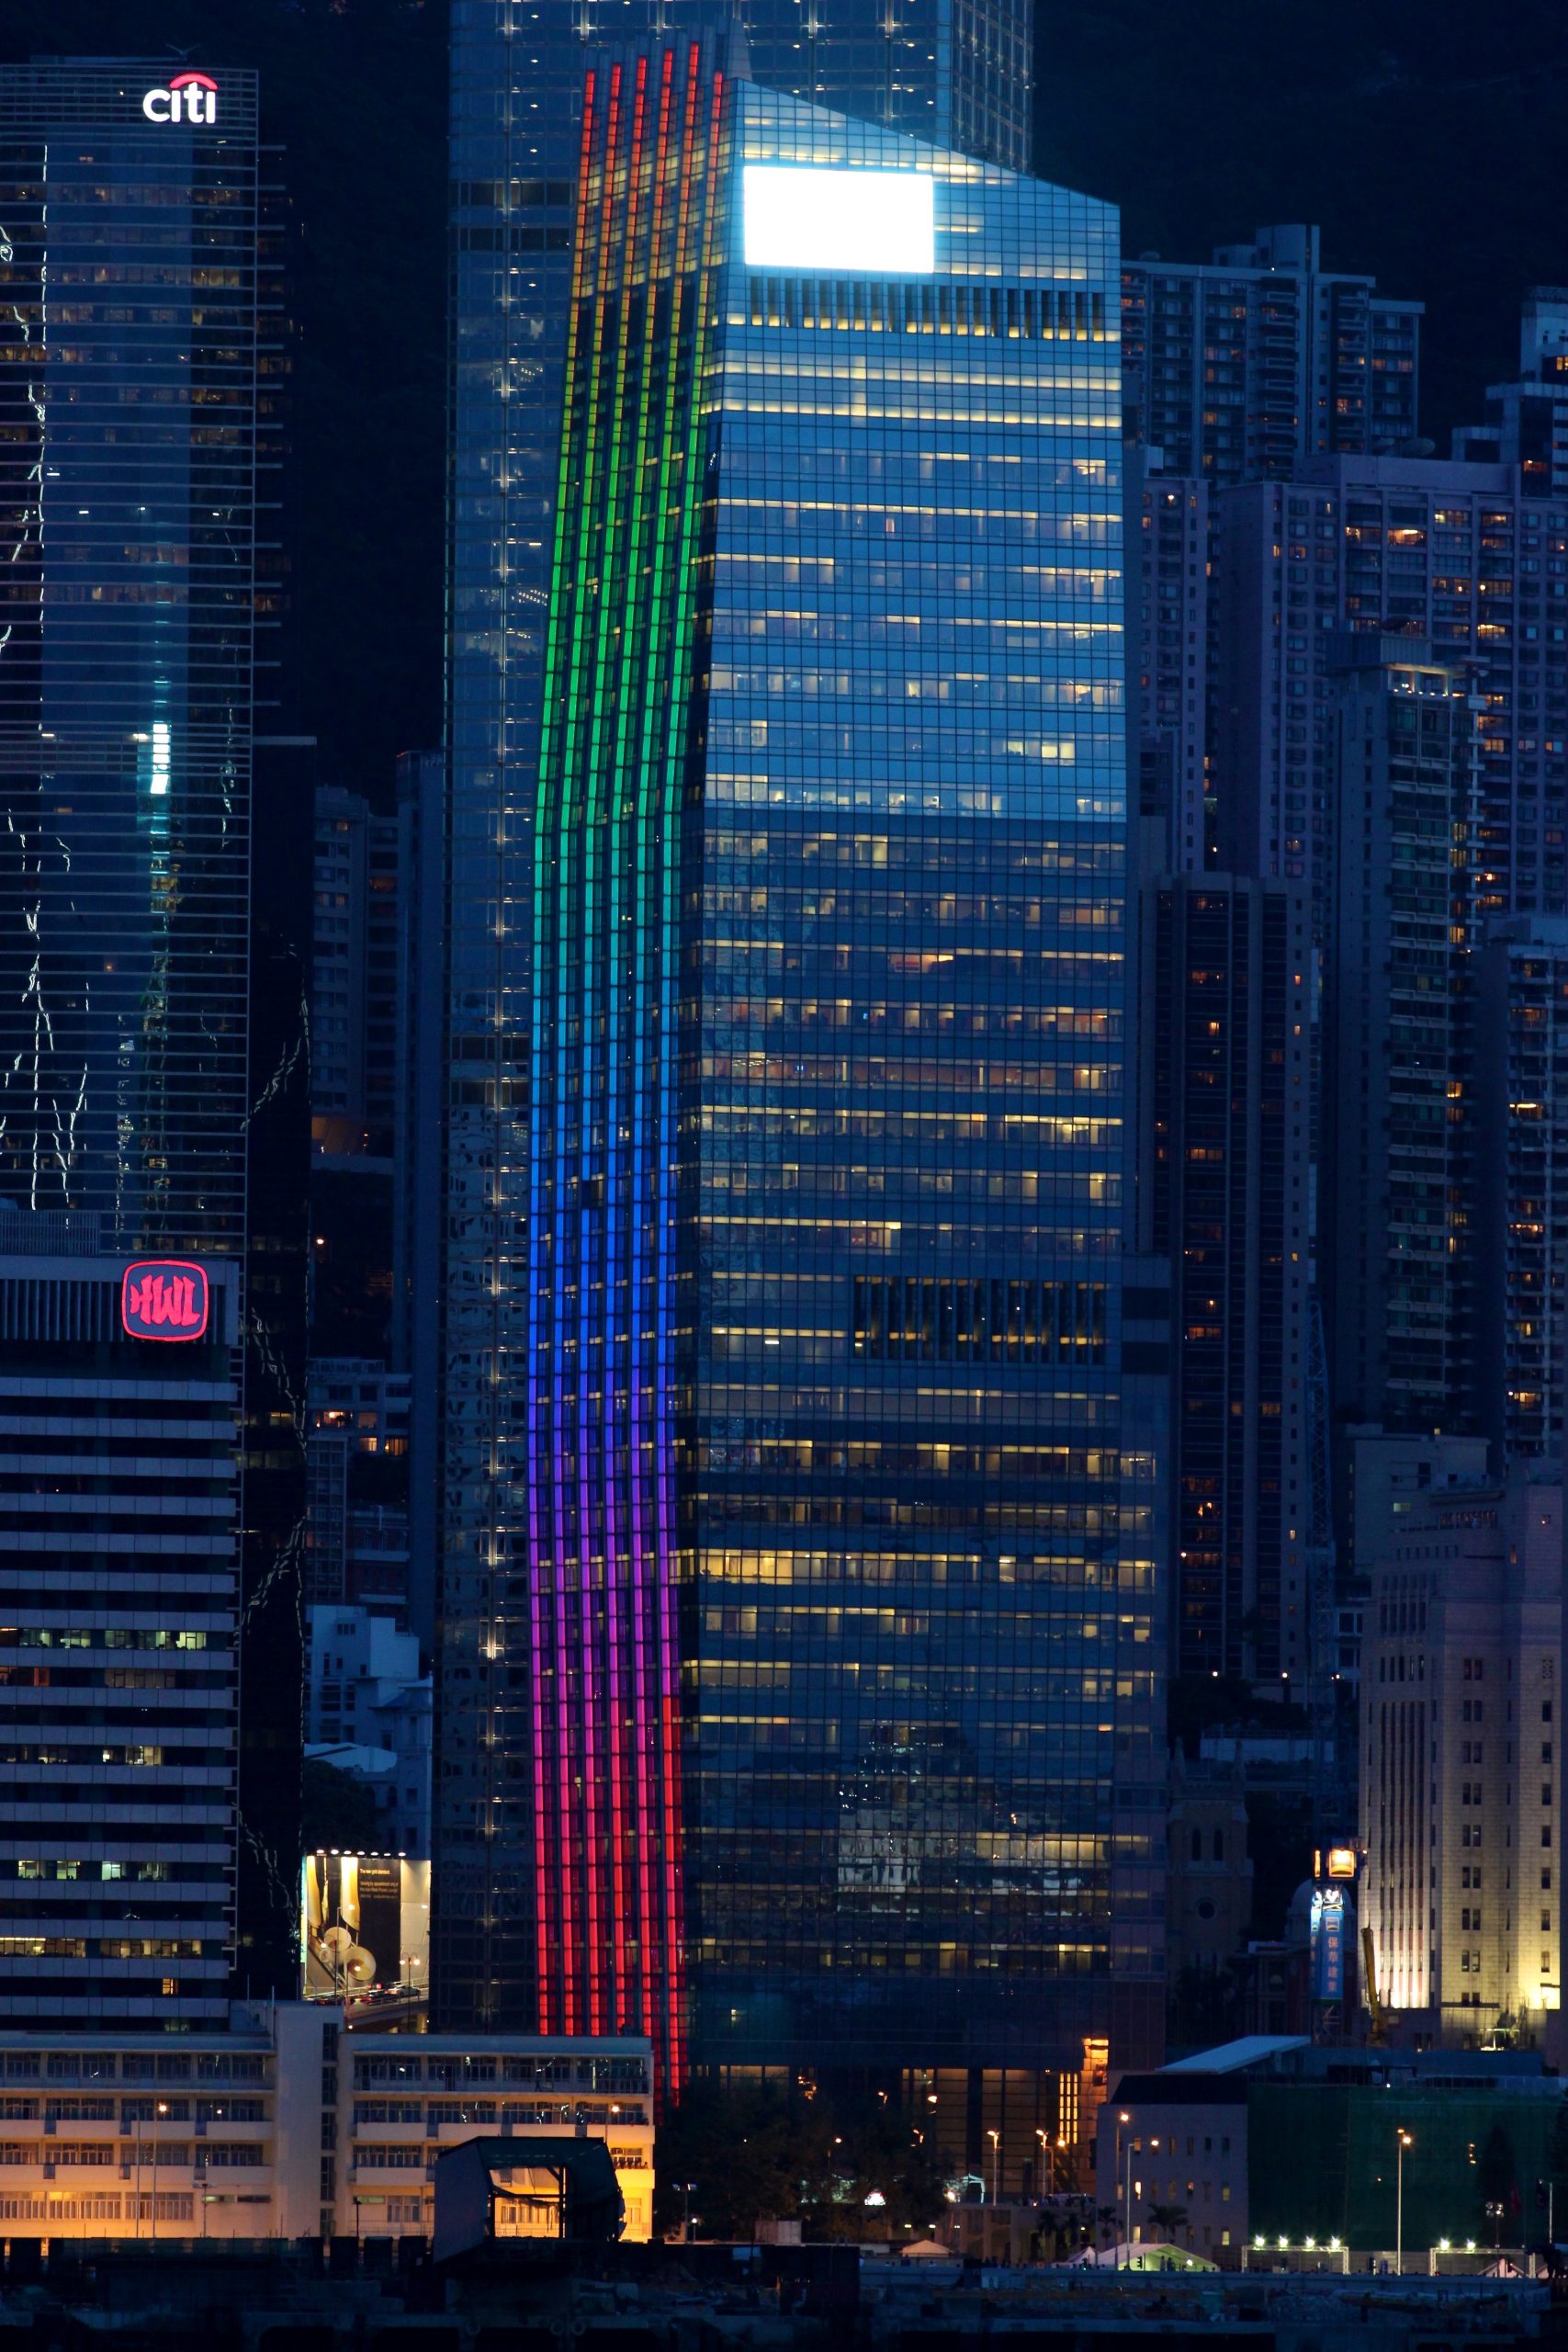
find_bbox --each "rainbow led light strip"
[528,34,728,2098]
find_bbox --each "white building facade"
[1359,1468,1563,2041]
[307,1607,431,1854]
[0,2010,652,2245]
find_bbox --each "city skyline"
[0,0,1567,2289]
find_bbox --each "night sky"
[1,0,1562,789]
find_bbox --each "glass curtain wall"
[515,38,1160,2093]
[439,0,1032,2033]
[0,63,257,1251]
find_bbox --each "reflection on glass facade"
[0,62,257,1251]
[738,0,1031,168]
[440,0,1032,2034]
[449,31,1163,2098]
[0,65,301,2010]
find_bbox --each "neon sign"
[141,72,219,127]
[121,1260,209,1341]
[1310,1884,1346,2003]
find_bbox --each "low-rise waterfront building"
[1100,2037,1564,2261]
[0,2009,652,2245]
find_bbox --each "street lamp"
[1119,2110,1134,2270]
[987,2129,999,2210]
[679,2181,697,2244]
[1395,2130,1413,2277]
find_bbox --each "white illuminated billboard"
[742,164,935,275]
[301,1851,430,2002]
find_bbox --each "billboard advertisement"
[1311,1883,1346,2003]
[301,1851,429,2001]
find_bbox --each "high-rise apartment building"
[437,30,1164,2139]
[1214,460,1568,930]
[1359,1467,1562,2042]
[1126,464,1208,873]
[304,762,446,1642]
[0,1245,242,2028]
[311,787,400,1157]
[1321,638,1476,1434]
[307,784,400,1368]
[1121,226,1421,491]
[1121,232,1421,878]
[1456,288,1568,501]
[1473,917,1568,1464]
[442,0,1037,2049]
[304,1361,412,1615]
[305,771,402,1725]
[1136,875,1312,1679]
[0,61,302,1999]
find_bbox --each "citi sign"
[121,1260,210,1342]
[141,72,219,127]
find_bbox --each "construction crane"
[1361,1925,1388,2046]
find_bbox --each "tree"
[300,1756,382,1854]
[1148,2201,1190,2245]
[1549,2098,1568,2202]
[1168,1962,1236,2052]
[819,2089,949,2239]
[652,2080,826,2241]
[652,2081,950,2243]
[1534,2100,1568,2246]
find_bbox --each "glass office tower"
[443,26,1163,2127]
[0,63,304,2005]
[440,0,1032,2030]
[0,62,257,1247]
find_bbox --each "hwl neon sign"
[121,1260,209,1340]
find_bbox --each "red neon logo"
[121,1260,209,1342]
[169,73,220,91]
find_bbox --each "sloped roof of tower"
[735,76,1121,249]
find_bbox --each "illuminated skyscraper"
[440,0,1034,2036]
[437,27,1164,2143]
[0,60,259,1243]
[0,60,304,2001]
